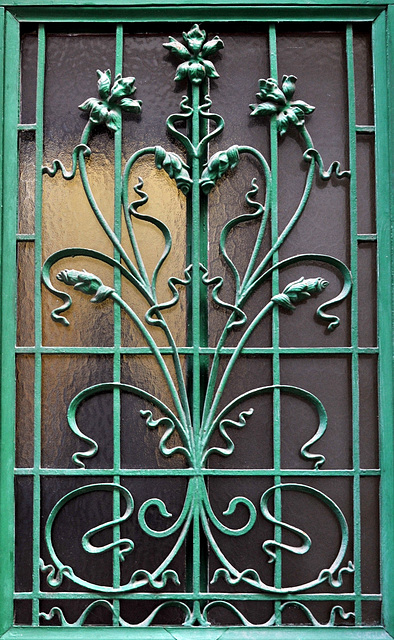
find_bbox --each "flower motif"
[200,145,240,194]
[155,147,192,194]
[250,75,315,135]
[56,269,114,303]
[79,69,142,132]
[272,277,328,310]
[163,24,224,85]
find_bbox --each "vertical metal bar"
[269,23,282,623]
[346,23,361,625]
[191,81,202,605]
[0,10,19,633]
[112,23,123,625]
[32,24,45,626]
[373,8,394,634]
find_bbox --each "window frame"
[1,2,393,638]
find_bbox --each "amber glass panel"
[41,355,113,468]
[17,242,35,346]
[15,355,35,468]
[18,130,36,235]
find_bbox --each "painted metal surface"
[0,6,392,640]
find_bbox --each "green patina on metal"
[25,23,364,628]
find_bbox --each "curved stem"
[243,125,315,296]
[122,147,157,292]
[201,300,275,444]
[77,124,146,290]
[237,146,272,298]
[110,291,192,452]
[200,146,271,431]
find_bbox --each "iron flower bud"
[56,269,114,303]
[272,276,329,310]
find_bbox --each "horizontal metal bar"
[14,346,379,355]
[16,234,35,242]
[355,125,376,133]
[14,467,380,476]
[16,124,36,131]
[3,626,392,640]
[358,234,378,241]
[8,4,384,21]
[13,591,382,601]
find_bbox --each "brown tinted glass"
[18,130,36,235]
[20,31,38,124]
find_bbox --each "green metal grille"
[12,19,381,629]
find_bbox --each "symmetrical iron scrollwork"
[41,25,354,627]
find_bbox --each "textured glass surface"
[207,356,273,469]
[40,477,113,592]
[357,135,376,235]
[281,356,352,469]
[281,476,353,594]
[15,477,33,592]
[208,476,275,592]
[278,262,351,348]
[20,31,38,124]
[359,355,379,470]
[15,355,35,468]
[360,477,380,594]
[17,242,35,346]
[18,130,36,235]
[41,355,113,468]
[14,22,380,628]
[353,27,374,126]
[358,242,377,347]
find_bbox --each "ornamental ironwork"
[41,24,353,627]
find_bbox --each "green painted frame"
[1,2,393,638]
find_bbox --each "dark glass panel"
[41,355,113,468]
[281,356,352,469]
[206,356,273,470]
[278,261,351,348]
[359,355,379,470]
[21,31,38,124]
[15,354,35,468]
[362,601,381,625]
[357,135,376,235]
[119,477,187,593]
[44,32,115,161]
[40,477,113,593]
[360,476,380,594]
[15,477,33,592]
[208,476,275,593]
[280,476,353,594]
[353,27,374,126]
[17,241,35,347]
[207,30,270,349]
[358,242,377,347]
[14,600,32,625]
[209,30,270,155]
[18,130,36,235]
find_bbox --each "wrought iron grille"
[14,22,380,628]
